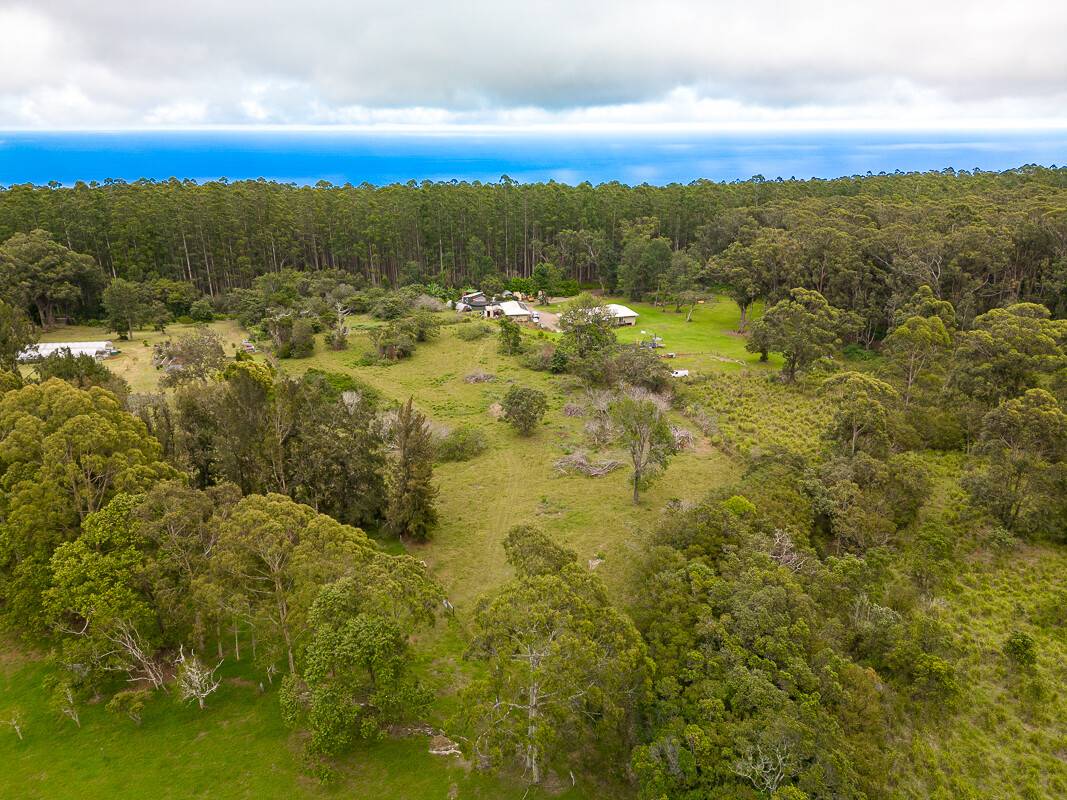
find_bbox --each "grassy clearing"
[0,641,584,800]
[607,295,780,374]
[685,371,833,459]
[887,543,1067,799]
[23,321,250,394]
[289,318,741,607]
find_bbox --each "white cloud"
[1,0,1066,129]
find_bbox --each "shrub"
[455,322,494,341]
[369,320,417,360]
[289,319,316,358]
[303,368,381,405]
[498,317,523,355]
[188,297,214,322]
[34,350,130,397]
[521,343,557,372]
[612,345,672,392]
[371,293,410,320]
[1004,630,1037,669]
[502,385,548,436]
[175,315,195,325]
[437,426,489,462]
[409,310,439,342]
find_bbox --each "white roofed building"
[606,303,639,325]
[18,341,115,363]
[485,300,534,321]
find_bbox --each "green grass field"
[0,644,582,800]
[609,295,780,373]
[888,543,1067,799]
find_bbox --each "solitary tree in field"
[557,293,616,359]
[328,296,353,350]
[820,371,899,457]
[386,398,438,541]
[46,680,81,727]
[502,524,576,577]
[611,395,676,503]
[2,709,25,740]
[175,647,223,709]
[966,388,1067,532]
[502,385,548,436]
[498,316,522,355]
[746,288,848,381]
[157,328,227,388]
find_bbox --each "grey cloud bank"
[1,0,1066,129]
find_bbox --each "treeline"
[3,166,1067,337]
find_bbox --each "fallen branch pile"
[554,451,623,477]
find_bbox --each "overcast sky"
[2,0,1066,130]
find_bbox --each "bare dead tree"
[108,620,168,689]
[2,710,25,740]
[732,740,796,795]
[769,529,808,573]
[175,646,224,710]
[58,686,80,727]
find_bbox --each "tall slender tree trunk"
[527,682,541,784]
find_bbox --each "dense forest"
[3,167,1067,799]
[3,166,1067,335]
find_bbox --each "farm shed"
[485,300,534,321]
[457,291,491,312]
[606,304,639,325]
[18,341,116,363]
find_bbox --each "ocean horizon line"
[1,129,1064,187]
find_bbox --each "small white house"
[18,341,116,363]
[485,300,533,322]
[606,304,639,326]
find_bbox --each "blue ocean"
[0,130,1064,186]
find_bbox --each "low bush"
[455,322,494,341]
[436,426,489,462]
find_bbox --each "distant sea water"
[0,130,1065,186]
